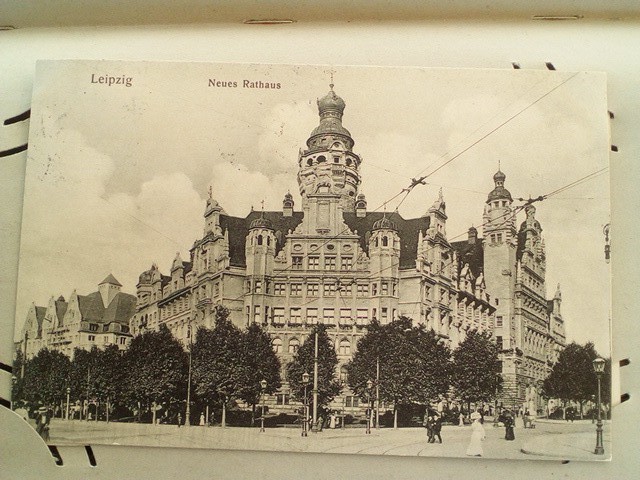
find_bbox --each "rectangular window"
[254,280,262,294]
[322,308,335,324]
[307,284,319,296]
[290,283,302,296]
[214,282,220,296]
[290,308,302,324]
[340,309,352,325]
[356,309,368,325]
[381,307,388,321]
[345,396,360,408]
[306,308,318,324]
[89,323,98,331]
[119,337,126,345]
[324,256,336,270]
[274,283,286,295]
[496,336,503,350]
[308,256,320,270]
[88,335,95,341]
[323,283,336,296]
[339,282,352,296]
[273,307,285,325]
[372,283,378,296]
[276,394,290,406]
[496,316,503,327]
[381,283,389,296]
[292,256,303,270]
[357,284,369,296]
[253,305,261,323]
[496,233,503,243]
[341,256,353,270]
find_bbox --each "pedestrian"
[177,412,182,428]
[458,412,465,427]
[465,412,485,457]
[432,413,443,444]
[503,410,515,441]
[35,406,51,442]
[423,412,434,443]
[200,413,205,426]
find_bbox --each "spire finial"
[260,199,265,216]
[208,185,212,199]
[329,71,334,91]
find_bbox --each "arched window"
[382,236,389,247]
[257,235,263,245]
[307,158,313,166]
[267,236,271,246]
[288,338,300,354]
[340,365,349,382]
[375,237,379,247]
[317,155,326,163]
[339,339,351,356]
[272,338,283,353]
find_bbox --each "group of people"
[423,412,443,443]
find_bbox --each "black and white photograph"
[12,60,611,461]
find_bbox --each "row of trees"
[14,305,608,426]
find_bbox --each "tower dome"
[308,85,352,141]
[487,169,513,203]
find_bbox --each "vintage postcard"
[12,60,611,460]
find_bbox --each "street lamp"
[302,372,310,437]
[593,357,606,455]
[260,379,267,433]
[66,387,71,421]
[185,324,193,427]
[365,379,373,434]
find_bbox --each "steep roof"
[55,300,68,323]
[99,273,122,287]
[451,238,484,278]
[217,210,430,270]
[102,292,137,325]
[78,292,106,322]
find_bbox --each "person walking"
[432,413,443,444]
[465,412,485,457]
[177,412,182,428]
[199,413,205,426]
[503,410,515,441]
[423,413,434,443]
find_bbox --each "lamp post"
[593,357,605,455]
[365,379,373,434]
[312,331,319,433]
[375,357,380,430]
[260,379,267,433]
[302,372,310,437]
[185,324,193,427]
[66,387,71,421]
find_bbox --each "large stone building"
[19,274,135,360]
[131,86,503,414]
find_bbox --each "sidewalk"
[520,427,611,461]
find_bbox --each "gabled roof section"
[55,300,68,323]
[220,211,305,267]
[343,211,430,269]
[451,238,484,279]
[77,292,106,322]
[99,273,122,287]
[35,306,47,323]
[102,292,137,326]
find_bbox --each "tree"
[239,322,281,425]
[92,345,125,421]
[346,317,452,428]
[11,349,26,405]
[122,324,187,423]
[69,347,99,419]
[451,329,502,415]
[286,324,341,417]
[543,342,607,417]
[191,305,246,427]
[22,348,71,408]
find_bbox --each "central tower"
[297,85,362,213]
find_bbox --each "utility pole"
[312,331,319,432]
[376,357,380,430]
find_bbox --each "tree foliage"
[239,322,281,408]
[22,348,71,405]
[11,349,26,404]
[346,317,452,410]
[543,342,609,405]
[192,305,246,407]
[122,323,187,412]
[286,324,341,409]
[451,329,502,407]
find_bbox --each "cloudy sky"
[17,61,610,354]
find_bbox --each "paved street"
[41,418,610,461]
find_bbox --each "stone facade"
[130,86,499,414]
[19,274,135,360]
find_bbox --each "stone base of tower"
[496,353,525,412]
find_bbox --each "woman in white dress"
[465,411,485,457]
